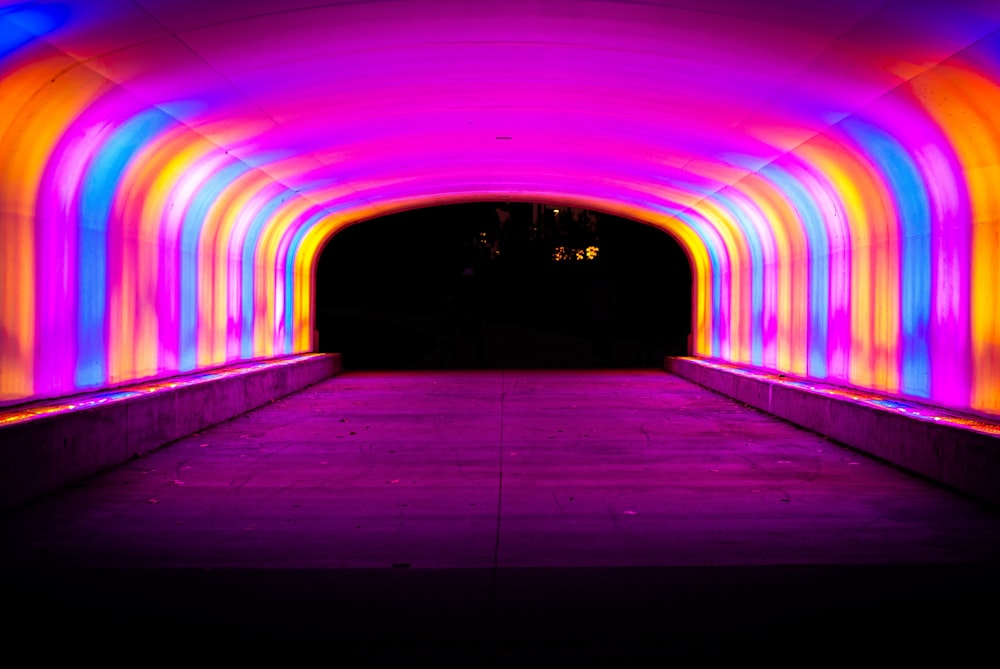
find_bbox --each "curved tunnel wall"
[1,1,999,417]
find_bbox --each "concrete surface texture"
[665,356,1000,506]
[0,353,341,509]
[3,369,999,663]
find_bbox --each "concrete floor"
[3,370,999,663]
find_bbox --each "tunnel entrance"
[315,202,691,369]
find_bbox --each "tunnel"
[3,1,1000,658]
[2,0,998,419]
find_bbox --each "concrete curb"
[0,353,342,510]
[665,356,1000,507]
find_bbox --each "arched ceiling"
[2,0,1000,415]
[6,0,997,210]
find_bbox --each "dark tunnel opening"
[315,202,692,369]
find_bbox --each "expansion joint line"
[490,368,506,633]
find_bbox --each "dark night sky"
[315,202,691,369]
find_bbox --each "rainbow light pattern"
[1,0,999,418]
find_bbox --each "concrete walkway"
[3,370,999,662]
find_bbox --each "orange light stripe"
[913,65,1000,414]
[0,56,107,400]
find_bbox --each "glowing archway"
[1,0,999,417]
